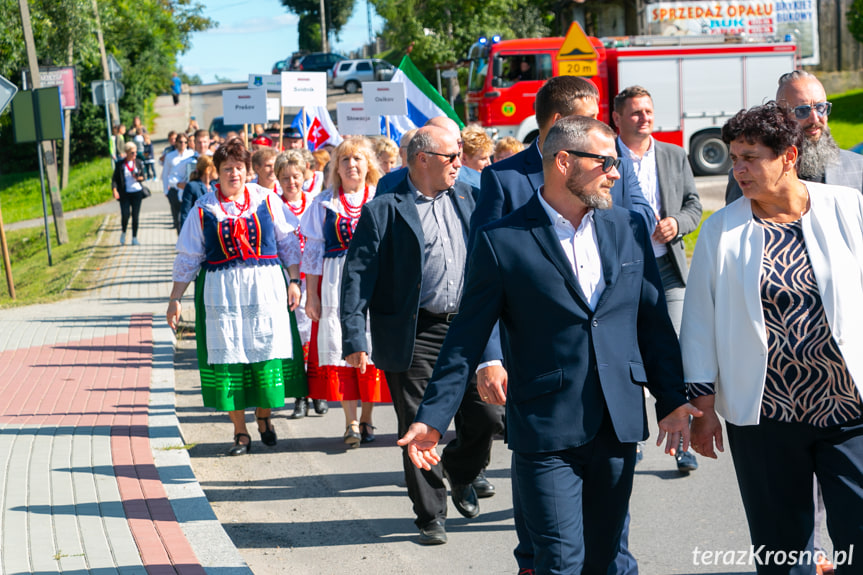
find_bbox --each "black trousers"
[727,417,863,575]
[119,193,143,237]
[385,313,504,528]
[167,187,182,232]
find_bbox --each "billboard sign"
[645,1,819,65]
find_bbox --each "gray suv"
[332,59,396,93]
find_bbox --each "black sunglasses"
[791,101,832,120]
[422,150,460,164]
[562,150,620,173]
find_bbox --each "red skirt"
[306,320,390,403]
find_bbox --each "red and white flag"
[302,106,343,150]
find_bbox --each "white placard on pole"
[249,74,282,92]
[222,89,268,125]
[281,72,327,107]
[266,97,281,122]
[362,82,407,116]
[336,102,379,136]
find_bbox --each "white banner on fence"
[645,1,819,66]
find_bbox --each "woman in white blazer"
[681,102,863,574]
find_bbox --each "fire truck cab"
[465,27,797,176]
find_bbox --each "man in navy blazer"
[399,116,699,573]
[470,77,654,253]
[340,126,503,545]
[471,75,655,573]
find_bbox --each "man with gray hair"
[340,125,504,545]
[726,70,863,203]
[399,115,698,573]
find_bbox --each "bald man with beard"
[726,71,863,204]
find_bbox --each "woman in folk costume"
[167,138,305,455]
[301,137,390,447]
[276,150,329,419]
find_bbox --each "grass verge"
[0,158,113,224]
[827,88,863,150]
[0,216,105,307]
[684,210,714,260]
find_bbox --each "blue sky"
[179,0,384,84]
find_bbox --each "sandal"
[344,423,361,448]
[256,414,277,446]
[359,422,376,444]
[228,433,251,456]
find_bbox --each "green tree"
[0,0,214,170]
[850,0,863,44]
[281,0,356,52]
[371,0,554,77]
[179,70,203,86]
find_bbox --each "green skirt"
[195,271,308,411]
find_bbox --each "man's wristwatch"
[289,278,302,286]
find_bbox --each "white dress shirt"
[162,148,194,194]
[538,187,604,310]
[618,137,666,257]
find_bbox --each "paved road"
[164,87,826,574]
[0,87,817,575]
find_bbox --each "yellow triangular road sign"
[558,22,598,59]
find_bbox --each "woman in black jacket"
[112,142,146,245]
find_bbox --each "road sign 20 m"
[559,60,597,77]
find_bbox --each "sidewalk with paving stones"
[0,182,250,574]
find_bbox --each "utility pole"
[319,0,328,52]
[91,0,119,127]
[18,0,68,245]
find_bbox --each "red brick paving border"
[0,313,205,575]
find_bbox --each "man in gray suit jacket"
[726,70,863,204]
[613,85,702,472]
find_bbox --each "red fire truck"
[464,25,797,175]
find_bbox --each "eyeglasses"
[791,101,832,120]
[422,150,460,164]
[561,150,621,173]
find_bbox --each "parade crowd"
[108,70,863,575]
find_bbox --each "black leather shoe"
[312,399,329,414]
[291,397,308,419]
[444,470,479,518]
[359,422,376,444]
[418,519,447,545]
[256,416,277,446]
[472,469,495,498]
[228,433,251,456]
